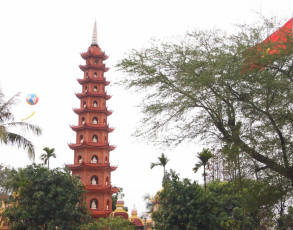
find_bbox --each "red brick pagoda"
[68,21,118,218]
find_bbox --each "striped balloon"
[26,94,39,105]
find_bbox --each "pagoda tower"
[68,21,118,218]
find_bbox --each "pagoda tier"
[70,123,114,132]
[79,63,110,72]
[68,142,116,151]
[75,92,112,100]
[81,45,109,60]
[77,78,110,86]
[73,107,113,115]
[86,186,119,193]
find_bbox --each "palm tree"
[40,147,56,169]
[193,148,213,190]
[0,91,42,160]
[150,153,169,178]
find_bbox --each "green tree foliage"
[117,17,293,180]
[82,216,135,230]
[193,148,213,190]
[3,164,90,229]
[150,153,169,179]
[0,164,13,203]
[40,147,56,169]
[277,206,293,229]
[153,170,219,230]
[153,170,281,229]
[0,91,42,160]
[208,179,279,229]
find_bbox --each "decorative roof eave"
[68,142,116,151]
[81,51,109,60]
[73,107,113,116]
[85,185,112,191]
[79,64,109,72]
[75,92,112,100]
[111,211,129,219]
[70,124,114,132]
[91,210,112,218]
[67,163,117,171]
[85,186,118,195]
[77,78,110,86]
[111,186,119,194]
[130,218,144,227]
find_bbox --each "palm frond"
[6,122,42,136]
[159,153,169,167]
[5,132,35,160]
[150,162,161,169]
[0,92,20,123]
[192,163,203,174]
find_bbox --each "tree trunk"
[203,165,206,191]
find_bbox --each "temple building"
[129,205,144,229]
[110,194,129,219]
[0,197,9,230]
[67,21,118,218]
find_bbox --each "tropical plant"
[0,91,42,160]
[0,164,13,203]
[150,153,169,179]
[153,170,219,229]
[3,164,90,229]
[83,216,135,230]
[193,148,214,190]
[40,147,56,169]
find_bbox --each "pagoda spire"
[91,20,98,46]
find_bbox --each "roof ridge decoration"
[91,20,98,46]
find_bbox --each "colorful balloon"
[26,94,39,105]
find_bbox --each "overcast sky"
[0,0,292,216]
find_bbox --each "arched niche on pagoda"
[91,175,98,185]
[90,199,98,209]
[93,100,98,107]
[92,116,98,124]
[106,199,110,210]
[80,117,86,125]
[91,155,98,163]
[92,134,98,142]
[79,135,84,143]
[78,155,82,163]
[83,101,87,108]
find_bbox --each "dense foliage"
[3,164,91,230]
[0,164,12,203]
[152,170,218,230]
[82,216,135,230]
[117,17,293,181]
[153,170,289,229]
